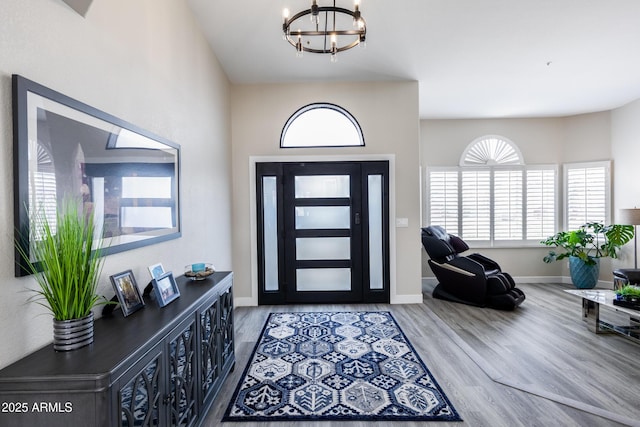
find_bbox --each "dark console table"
[0,271,234,427]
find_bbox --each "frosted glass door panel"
[295,206,350,229]
[368,175,383,289]
[262,177,279,291]
[296,269,351,291]
[296,237,350,260]
[295,175,350,198]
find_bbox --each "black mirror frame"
[12,75,182,277]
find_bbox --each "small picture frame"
[110,270,145,317]
[152,271,181,308]
[148,262,165,279]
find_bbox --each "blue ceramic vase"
[569,256,600,289]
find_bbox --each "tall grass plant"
[19,199,105,321]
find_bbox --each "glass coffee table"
[564,289,640,344]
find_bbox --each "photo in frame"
[148,263,165,279]
[110,270,145,317]
[152,271,181,308]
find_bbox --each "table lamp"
[618,208,640,269]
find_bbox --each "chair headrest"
[423,225,449,240]
[421,225,469,260]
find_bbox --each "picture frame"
[152,271,181,308]
[148,263,165,279]
[110,270,145,317]
[12,74,181,277]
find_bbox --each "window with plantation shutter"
[427,170,459,235]
[494,170,523,240]
[425,135,558,246]
[565,162,609,230]
[461,170,491,240]
[526,168,556,240]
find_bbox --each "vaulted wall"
[0,0,232,368]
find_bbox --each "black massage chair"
[422,225,525,310]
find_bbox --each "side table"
[564,289,640,344]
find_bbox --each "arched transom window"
[460,135,524,166]
[280,103,365,148]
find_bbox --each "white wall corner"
[62,0,94,17]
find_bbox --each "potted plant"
[17,199,106,351]
[541,222,634,289]
[614,285,640,303]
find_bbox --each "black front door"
[256,161,389,305]
[282,162,362,303]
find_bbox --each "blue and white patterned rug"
[223,311,462,422]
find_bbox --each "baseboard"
[233,296,257,307]
[423,276,614,287]
[515,276,564,284]
[236,295,424,307]
[391,293,424,305]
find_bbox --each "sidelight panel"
[262,176,279,291]
[368,175,384,290]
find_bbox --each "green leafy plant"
[614,285,640,298]
[541,222,634,266]
[17,199,106,321]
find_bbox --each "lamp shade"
[617,208,640,225]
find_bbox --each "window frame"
[280,102,365,148]
[563,160,611,230]
[425,164,559,248]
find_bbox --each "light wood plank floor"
[202,283,640,427]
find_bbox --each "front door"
[256,161,389,304]
[283,162,362,303]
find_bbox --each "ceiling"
[187,0,640,119]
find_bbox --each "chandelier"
[282,0,367,62]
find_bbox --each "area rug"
[223,311,462,422]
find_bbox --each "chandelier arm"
[286,30,364,37]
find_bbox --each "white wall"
[420,113,615,281]
[0,0,232,368]
[231,81,422,305]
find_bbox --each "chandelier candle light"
[283,0,366,62]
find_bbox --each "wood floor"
[202,283,640,427]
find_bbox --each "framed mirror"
[13,75,181,276]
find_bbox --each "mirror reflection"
[14,75,181,275]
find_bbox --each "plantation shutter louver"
[428,170,459,235]
[566,163,608,230]
[461,170,491,240]
[494,170,523,240]
[31,144,58,238]
[526,169,556,240]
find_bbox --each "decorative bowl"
[184,263,215,280]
